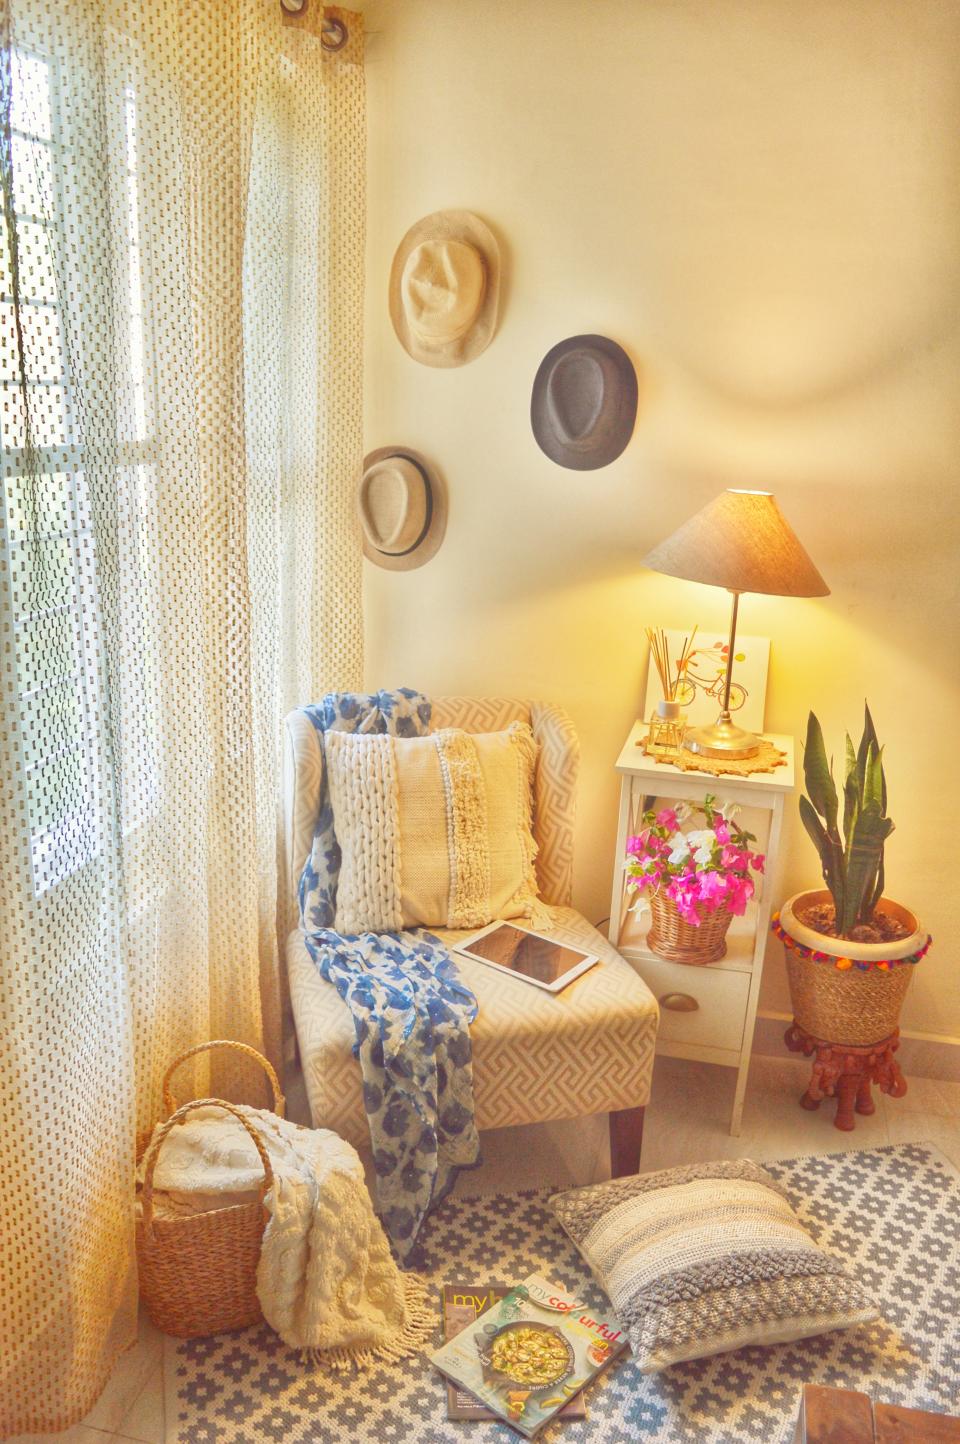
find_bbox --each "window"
[1,48,155,894]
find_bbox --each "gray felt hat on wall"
[531,334,639,470]
[358,447,447,571]
[389,210,500,368]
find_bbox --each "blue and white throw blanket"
[298,689,481,1263]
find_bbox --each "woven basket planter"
[779,890,927,1047]
[647,890,733,965]
[136,1041,285,1338]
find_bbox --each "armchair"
[281,697,659,1175]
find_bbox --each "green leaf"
[803,712,838,829]
[841,808,892,933]
[858,701,887,814]
[800,793,845,920]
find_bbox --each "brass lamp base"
[682,715,761,761]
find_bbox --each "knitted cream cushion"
[550,1160,878,1373]
[325,723,540,933]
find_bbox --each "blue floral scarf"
[297,689,481,1262]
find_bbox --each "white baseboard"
[752,1010,960,1083]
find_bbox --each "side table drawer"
[632,954,750,1055]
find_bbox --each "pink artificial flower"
[725,875,755,916]
[713,820,731,845]
[751,852,766,874]
[695,870,727,911]
[655,807,679,832]
[720,844,746,871]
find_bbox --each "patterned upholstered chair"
[282,697,659,1175]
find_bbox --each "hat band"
[373,454,433,557]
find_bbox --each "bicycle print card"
[643,629,769,733]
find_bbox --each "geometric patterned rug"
[164,1144,960,1443]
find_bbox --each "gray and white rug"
[164,1143,960,1443]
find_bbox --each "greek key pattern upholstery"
[288,905,658,1149]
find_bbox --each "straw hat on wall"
[358,447,447,571]
[389,211,500,367]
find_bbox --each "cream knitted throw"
[137,1105,432,1365]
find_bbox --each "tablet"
[453,921,600,993]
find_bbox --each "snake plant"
[799,704,895,937]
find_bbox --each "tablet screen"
[459,923,591,986]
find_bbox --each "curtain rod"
[279,0,349,50]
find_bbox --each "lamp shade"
[643,489,829,598]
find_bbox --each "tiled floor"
[10,1054,959,1444]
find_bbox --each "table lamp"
[642,489,829,760]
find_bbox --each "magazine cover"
[431,1274,626,1438]
[442,1286,586,1421]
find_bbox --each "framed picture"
[643,629,770,733]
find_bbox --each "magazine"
[442,1285,586,1421]
[431,1274,626,1438]
[453,921,600,993]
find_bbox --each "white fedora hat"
[358,447,447,571]
[389,210,500,368]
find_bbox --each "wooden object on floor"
[874,1403,960,1442]
[608,1105,645,1176]
[609,721,795,1136]
[794,1384,874,1442]
[794,1385,960,1442]
[784,1024,907,1131]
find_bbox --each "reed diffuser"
[646,626,696,749]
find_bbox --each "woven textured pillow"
[325,723,540,933]
[549,1160,878,1373]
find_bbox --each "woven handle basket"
[136,1041,284,1338]
[647,891,734,965]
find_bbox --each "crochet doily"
[639,733,787,778]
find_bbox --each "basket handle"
[162,1040,285,1118]
[140,1097,275,1246]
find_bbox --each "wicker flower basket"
[647,890,734,965]
[136,1040,285,1338]
[778,891,929,1047]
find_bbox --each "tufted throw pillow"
[549,1160,878,1373]
[324,723,540,933]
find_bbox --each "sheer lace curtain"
[0,1,363,1432]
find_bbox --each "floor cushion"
[549,1159,879,1373]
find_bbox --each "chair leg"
[609,1106,645,1178]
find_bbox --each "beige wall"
[359,0,960,1040]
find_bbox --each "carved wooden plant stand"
[784,1024,907,1132]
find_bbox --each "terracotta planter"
[777,889,928,1046]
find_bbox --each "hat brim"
[359,446,448,571]
[389,210,500,369]
[531,334,639,470]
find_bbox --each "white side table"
[608,722,795,1136]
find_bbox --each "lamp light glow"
[643,490,829,759]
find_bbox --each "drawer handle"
[659,992,699,1012]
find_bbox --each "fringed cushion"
[549,1160,878,1373]
[325,723,540,933]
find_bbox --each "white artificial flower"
[674,802,692,823]
[693,842,714,867]
[719,801,740,821]
[686,829,715,850]
[668,836,691,864]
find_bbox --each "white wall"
[359,0,960,1039]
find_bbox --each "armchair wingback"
[282,694,657,1175]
